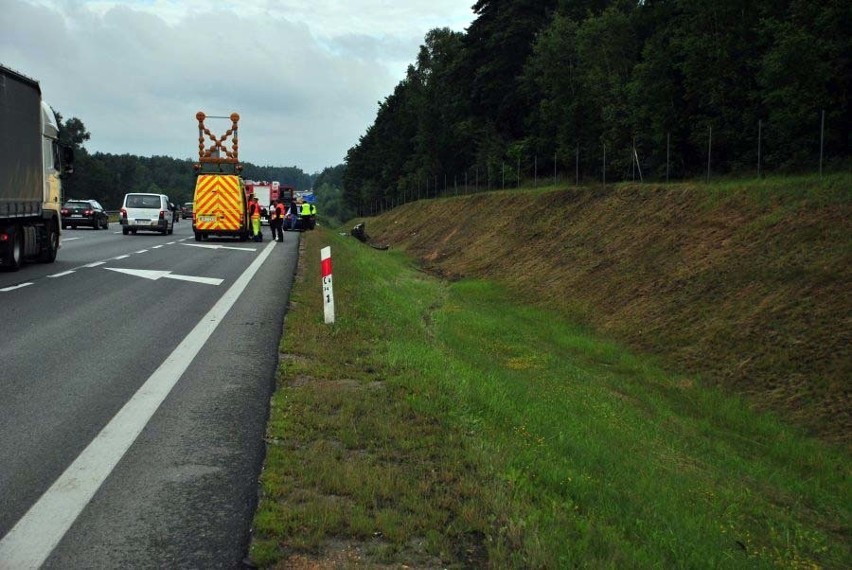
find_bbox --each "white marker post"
[321,246,335,324]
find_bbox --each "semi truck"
[0,64,73,270]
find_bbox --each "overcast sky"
[1,0,476,173]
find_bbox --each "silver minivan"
[120,193,175,235]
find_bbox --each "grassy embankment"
[250,174,850,568]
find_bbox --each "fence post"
[707,125,713,182]
[634,143,643,182]
[666,132,670,183]
[819,109,825,176]
[575,144,579,186]
[706,126,712,182]
[631,139,635,182]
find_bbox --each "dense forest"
[56,115,316,210]
[343,0,850,215]
[310,164,355,226]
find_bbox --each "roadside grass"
[366,173,852,444]
[250,226,850,568]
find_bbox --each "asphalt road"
[0,219,300,568]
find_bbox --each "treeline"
[343,0,849,214]
[311,164,356,226]
[57,117,315,210]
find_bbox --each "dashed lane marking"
[0,283,33,292]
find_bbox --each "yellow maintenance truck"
[191,112,250,242]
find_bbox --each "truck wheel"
[3,228,23,271]
[194,231,201,241]
[38,223,59,263]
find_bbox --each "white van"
[120,193,175,235]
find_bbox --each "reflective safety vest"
[310,204,317,215]
[249,202,261,218]
[275,203,285,218]
[300,202,312,216]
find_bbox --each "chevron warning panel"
[193,174,246,233]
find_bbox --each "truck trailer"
[0,65,72,270]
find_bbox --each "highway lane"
[0,220,300,567]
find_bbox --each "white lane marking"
[0,237,189,280]
[0,240,277,567]
[0,283,33,292]
[183,243,257,252]
[104,268,223,286]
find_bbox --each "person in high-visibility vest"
[299,199,312,232]
[270,199,285,241]
[308,202,317,230]
[249,195,262,242]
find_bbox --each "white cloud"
[1,0,475,172]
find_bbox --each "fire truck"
[244,181,295,224]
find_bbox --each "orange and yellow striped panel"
[193,175,245,232]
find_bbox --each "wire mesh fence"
[358,111,847,217]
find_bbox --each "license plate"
[135,219,150,224]
[71,214,83,218]
[198,215,216,223]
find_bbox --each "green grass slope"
[366,174,851,445]
[251,202,849,568]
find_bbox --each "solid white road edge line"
[0,240,278,568]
